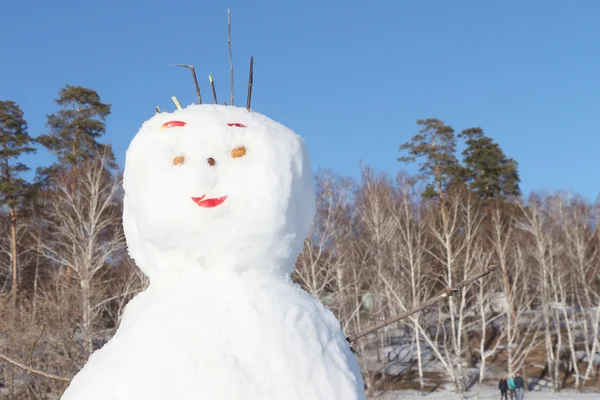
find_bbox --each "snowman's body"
[61,105,365,400]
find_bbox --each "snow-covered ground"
[375,386,600,399]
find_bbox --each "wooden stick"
[171,96,182,110]
[347,263,498,343]
[173,64,202,104]
[0,352,70,383]
[209,74,218,104]
[228,8,234,106]
[246,56,253,110]
[155,105,161,113]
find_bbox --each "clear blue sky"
[2,1,599,199]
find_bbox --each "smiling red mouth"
[191,195,228,208]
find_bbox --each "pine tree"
[398,118,464,200]
[36,85,114,186]
[36,85,114,280]
[0,100,36,304]
[459,127,521,200]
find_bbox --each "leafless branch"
[348,263,498,342]
[0,352,70,383]
[209,74,218,104]
[228,8,234,106]
[173,64,202,104]
[29,321,47,369]
[246,56,253,110]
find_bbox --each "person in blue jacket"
[507,376,516,399]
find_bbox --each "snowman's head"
[123,104,315,281]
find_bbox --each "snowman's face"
[123,105,315,278]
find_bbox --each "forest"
[1,86,599,398]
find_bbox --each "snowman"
[61,104,366,399]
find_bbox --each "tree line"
[0,86,136,398]
[0,87,598,398]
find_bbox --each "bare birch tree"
[294,171,355,302]
[390,174,433,390]
[508,243,543,375]
[433,191,478,393]
[489,206,542,376]
[518,195,564,392]
[473,248,505,397]
[354,166,397,394]
[557,194,599,389]
[36,156,125,356]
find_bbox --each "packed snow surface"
[61,104,365,399]
[378,387,600,399]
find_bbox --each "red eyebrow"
[227,123,247,128]
[161,120,187,129]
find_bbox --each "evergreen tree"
[459,127,521,200]
[398,118,464,199]
[36,85,114,280]
[36,85,114,185]
[0,100,36,304]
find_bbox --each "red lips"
[192,195,228,208]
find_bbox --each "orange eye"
[173,156,185,165]
[231,146,246,158]
[162,121,187,129]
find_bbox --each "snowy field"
[375,387,600,399]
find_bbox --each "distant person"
[507,375,516,399]
[498,377,509,400]
[514,372,525,400]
